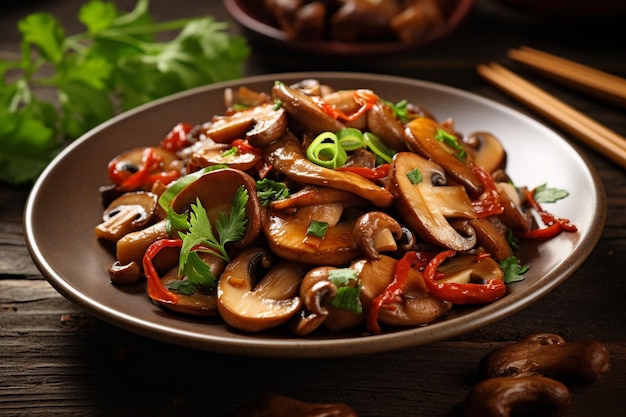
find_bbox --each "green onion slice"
[306,132,347,169]
[363,132,394,163]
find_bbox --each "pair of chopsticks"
[477,46,626,169]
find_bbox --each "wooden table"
[1,1,625,416]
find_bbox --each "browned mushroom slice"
[199,103,286,145]
[291,265,365,335]
[263,132,394,207]
[405,117,484,197]
[170,168,262,250]
[464,131,508,174]
[467,218,514,261]
[353,211,403,259]
[262,200,361,267]
[388,151,477,251]
[434,253,504,284]
[158,251,226,317]
[358,255,452,327]
[464,376,571,417]
[217,248,305,332]
[272,81,346,135]
[191,142,262,172]
[366,100,409,152]
[479,332,611,383]
[116,219,169,266]
[496,182,533,232]
[95,191,159,242]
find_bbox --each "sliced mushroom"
[405,117,484,197]
[366,100,409,152]
[263,199,361,266]
[464,376,571,417]
[434,253,504,284]
[479,333,611,383]
[272,82,346,135]
[217,248,305,332]
[465,131,507,174]
[263,132,394,207]
[390,0,445,44]
[468,218,514,261]
[170,168,262,250]
[95,191,159,242]
[158,251,226,317]
[116,219,169,266]
[199,103,286,145]
[359,255,452,327]
[496,182,533,232]
[329,0,402,42]
[353,211,403,259]
[388,151,477,251]
[108,260,143,285]
[191,142,262,172]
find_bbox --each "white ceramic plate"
[24,72,606,358]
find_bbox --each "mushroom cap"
[217,248,305,333]
[170,168,262,250]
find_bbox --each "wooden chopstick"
[477,62,626,169]
[508,46,626,108]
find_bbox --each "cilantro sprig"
[176,187,249,278]
[1,0,249,184]
[533,183,570,203]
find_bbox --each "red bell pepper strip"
[108,147,180,190]
[366,250,436,334]
[471,165,504,218]
[422,250,507,305]
[232,138,262,155]
[516,187,577,239]
[142,238,182,305]
[161,122,193,152]
[312,89,379,123]
[336,163,390,180]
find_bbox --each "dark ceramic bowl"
[224,0,476,56]
[24,72,605,358]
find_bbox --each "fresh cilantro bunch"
[0,0,249,185]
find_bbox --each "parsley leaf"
[328,268,363,314]
[1,0,249,185]
[306,221,329,238]
[407,167,423,184]
[533,183,570,203]
[434,128,466,160]
[177,186,249,275]
[256,178,290,206]
[499,256,530,283]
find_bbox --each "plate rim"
[24,71,607,358]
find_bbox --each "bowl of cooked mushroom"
[224,0,476,56]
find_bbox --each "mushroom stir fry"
[95,79,577,335]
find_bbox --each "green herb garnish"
[328,268,362,314]
[177,187,249,277]
[434,128,466,160]
[499,256,530,283]
[407,168,423,184]
[533,183,570,203]
[256,178,290,206]
[306,220,329,238]
[1,0,249,184]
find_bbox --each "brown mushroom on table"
[234,392,358,417]
[388,151,477,251]
[479,332,611,383]
[263,132,394,207]
[464,376,572,417]
[217,247,306,333]
[94,191,159,242]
